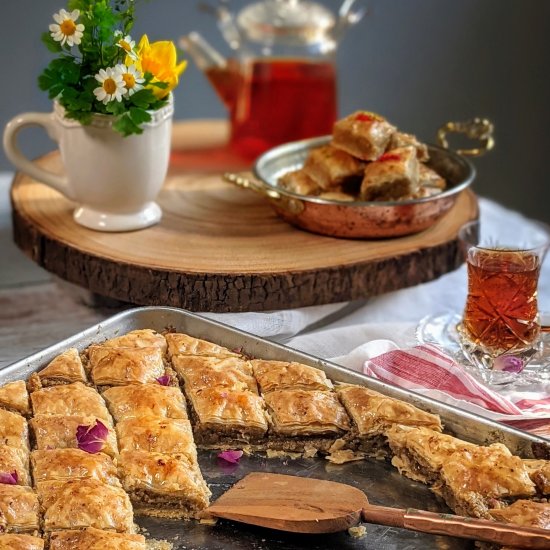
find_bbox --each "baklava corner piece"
[29,347,87,389]
[49,527,146,550]
[38,478,135,533]
[439,443,536,518]
[0,380,30,416]
[337,385,442,458]
[0,534,44,550]
[119,450,211,519]
[264,389,350,453]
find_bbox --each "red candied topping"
[378,153,401,162]
[354,113,375,123]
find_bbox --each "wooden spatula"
[205,473,550,549]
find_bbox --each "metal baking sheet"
[3,306,550,550]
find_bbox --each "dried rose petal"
[76,420,109,454]
[0,471,18,485]
[493,355,525,373]
[218,450,243,464]
[156,375,171,386]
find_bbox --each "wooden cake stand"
[11,121,478,313]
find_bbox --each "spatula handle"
[361,505,550,549]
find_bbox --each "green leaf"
[41,32,63,53]
[129,88,156,109]
[113,113,143,137]
[129,106,151,125]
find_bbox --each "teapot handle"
[437,118,495,157]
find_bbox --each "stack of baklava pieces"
[279,111,445,202]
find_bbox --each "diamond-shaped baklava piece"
[337,386,442,457]
[38,479,135,532]
[172,356,257,393]
[31,348,87,388]
[165,332,241,360]
[0,485,39,534]
[30,382,111,422]
[30,415,118,458]
[264,390,350,453]
[0,534,44,549]
[31,448,119,485]
[0,410,29,458]
[0,445,31,486]
[116,417,197,461]
[439,443,536,518]
[87,346,165,386]
[0,381,30,417]
[187,388,268,446]
[101,329,167,352]
[102,384,188,422]
[49,527,146,550]
[119,451,211,519]
[252,360,333,394]
[386,425,477,484]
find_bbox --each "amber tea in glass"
[457,221,549,371]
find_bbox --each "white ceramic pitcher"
[3,99,173,232]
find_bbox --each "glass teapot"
[180,0,364,160]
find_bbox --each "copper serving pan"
[225,118,494,239]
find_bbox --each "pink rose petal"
[156,375,171,386]
[0,471,18,485]
[493,355,525,373]
[218,450,243,464]
[76,420,109,454]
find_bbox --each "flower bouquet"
[39,0,186,136]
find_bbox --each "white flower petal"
[70,9,80,20]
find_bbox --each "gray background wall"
[1,0,549,222]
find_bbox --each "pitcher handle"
[437,118,495,157]
[3,112,74,200]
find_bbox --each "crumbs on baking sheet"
[348,525,367,538]
[326,449,366,464]
[145,540,173,550]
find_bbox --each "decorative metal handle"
[437,118,495,157]
[223,172,304,214]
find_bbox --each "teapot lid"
[237,0,335,46]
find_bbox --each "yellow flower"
[131,35,187,99]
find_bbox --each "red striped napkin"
[363,343,550,434]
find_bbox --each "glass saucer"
[416,311,550,388]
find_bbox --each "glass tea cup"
[456,220,549,376]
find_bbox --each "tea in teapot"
[181,0,364,160]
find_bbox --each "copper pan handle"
[223,172,304,214]
[437,118,495,157]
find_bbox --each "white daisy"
[49,9,84,47]
[93,67,126,104]
[115,32,138,60]
[116,64,145,97]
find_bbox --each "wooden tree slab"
[10,121,478,313]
